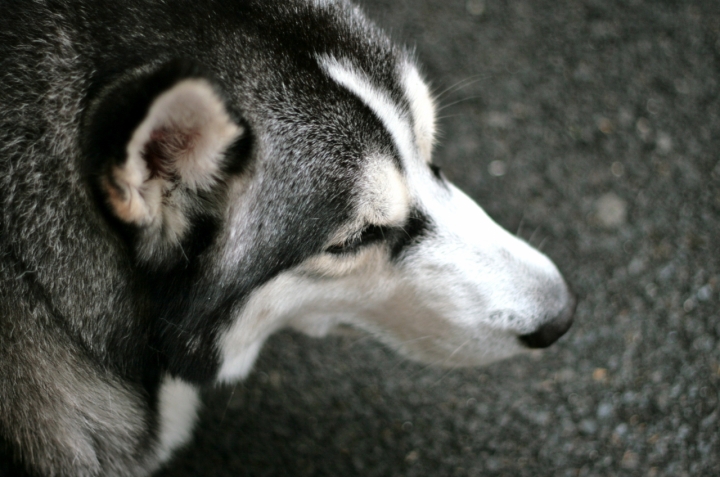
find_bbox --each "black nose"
[519,292,576,349]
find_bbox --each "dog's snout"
[519,292,576,349]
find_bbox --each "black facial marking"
[326,224,389,255]
[390,209,432,259]
[326,209,431,259]
[429,163,443,180]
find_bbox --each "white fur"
[402,63,436,163]
[358,156,410,225]
[320,56,417,166]
[217,339,266,383]
[156,376,201,463]
[216,55,570,380]
[214,174,568,369]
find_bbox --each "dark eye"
[429,163,443,180]
[326,224,385,255]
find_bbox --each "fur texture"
[0,1,574,475]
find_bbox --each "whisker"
[220,382,240,425]
[348,333,375,347]
[516,214,526,237]
[179,244,189,264]
[160,318,191,336]
[437,95,484,112]
[432,74,490,101]
[432,77,473,100]
[380,336,436,376]
[399,222,413,242]
[410,338,471,379]
[528,226,541,246]
[538,236,548,251]
[395,335,435,347]
[434,114,466,121]
[444,338,471,363]
[429,339,472,386]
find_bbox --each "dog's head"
[84,0,574,383]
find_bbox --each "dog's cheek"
[213,263,389,383]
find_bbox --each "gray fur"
[0,1,573,475]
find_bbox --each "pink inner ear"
[143,127,199,180]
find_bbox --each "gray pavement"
[159,0,720,475]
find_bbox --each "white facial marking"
[300,243,382,278]
[217,252,397,382]
[414,183,568,334]
[216,272,319,383]
[156,376,200,464]
[358,156,410,225]
[303,156,410,278]
[319,55,416,165]
[214,57,572,383]
[402,63,436,162]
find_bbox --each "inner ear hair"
[84,59,243,229]
[114,77,243,227]
[126,78,243,192]
[83,59,244,265]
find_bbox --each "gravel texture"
[162,0,714,475]
[0,2,715,477]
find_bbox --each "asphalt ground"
[154,0,717,475]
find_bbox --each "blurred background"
[160,0,720,475]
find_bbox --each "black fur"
[0,1,415,475]
[0,1,577,474]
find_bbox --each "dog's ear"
[84,60,245,263]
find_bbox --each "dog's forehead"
[231,6,422,194]
[219,1,408,105]
[215,1,429,277]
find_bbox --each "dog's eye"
[429,163,443,180]
[326,225,385,255]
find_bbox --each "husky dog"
[0,0,575,475]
